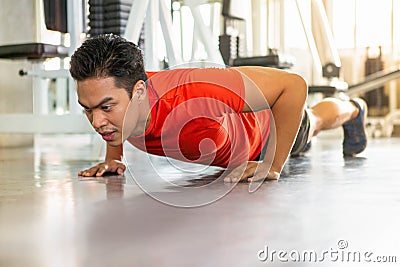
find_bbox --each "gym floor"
[1,133,399,267]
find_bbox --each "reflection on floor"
[1,134,400,267]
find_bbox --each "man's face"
[77,77,132,146]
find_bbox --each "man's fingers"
[105,164,125,176]
[224,162,280,183]
[267,171,280,180]
[238,165,256,181]
[224,162,257,183]
[224,163,246,182]
[247,173,265,182]
[247,167,268,182]
[85,167,100,177]
[79,168,93,177]
[79,165,105,177]
[116,165,126,175]
[96,164,109,177]
[78,161,126,177]
[248,170,280,182]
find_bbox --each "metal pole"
[183,0,225,65]
[295,0,323,82]
[311,0,341,68]
[67,0,83,114]
[145,0,160,70]
[32,63,48,115]
[124,0,150,43]
[346,68,400,96]
[159,0,182,67]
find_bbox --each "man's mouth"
[99,131,116,141]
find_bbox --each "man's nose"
[91,110,107,129]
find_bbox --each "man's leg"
[306,97,368,156]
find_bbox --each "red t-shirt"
[128,68,271,168]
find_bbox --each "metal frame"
[124,0,225,68]
[183,0,225,65]
[124,0,183,69]
[346,67,400,137]
[295,0,345,87]
[0,114,91,134]
[0,0,91,135]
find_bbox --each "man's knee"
[287,73,308,105]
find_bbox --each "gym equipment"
[0,43,68,60]
[346,66,400,137]
[88,0,133,36]
[364,46,388,117]
[219,0,294,69]
[0,0,90,134]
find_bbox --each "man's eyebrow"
[78,97,114,110]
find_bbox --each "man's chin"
[106,139,123,147]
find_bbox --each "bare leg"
[307,97,359,140]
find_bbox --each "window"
[355,0,392,47]
[332,0,355,48]
[332,0,395,49]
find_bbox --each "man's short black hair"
[70,34,147,98]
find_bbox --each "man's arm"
[225,66,307,182]
[105,143,123,161]
[78,144,126,177]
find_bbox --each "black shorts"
[254,109,311,161]
[290,109,311,156]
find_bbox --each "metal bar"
[251,0,267,55]
[67,0,83,114]
[32,63,48,115]
[159,0,182,67]
[191,22,198,61]
[295,0,323,79]
[279,0,285,53]
[311,0,341,68]
[346,68,400,96]
[145,0,160,70]
[124,0,150,43]
[67,0,83,56]
[26,69,70,79]
[0,114,94,134]
[183,0,225,65]
[56,77,68,114]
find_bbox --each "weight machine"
[0,0,91,134]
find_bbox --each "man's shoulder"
[146,68,243,93]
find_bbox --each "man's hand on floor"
[224,161,280,183]
[78,160,126,177]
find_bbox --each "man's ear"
[132,80,147,101]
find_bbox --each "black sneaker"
[342,98,368,157]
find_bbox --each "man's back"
[128,68,271,168]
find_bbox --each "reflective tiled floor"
[1,134,400,267]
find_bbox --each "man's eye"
[102,106,111,111]
[84,108,92,113]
